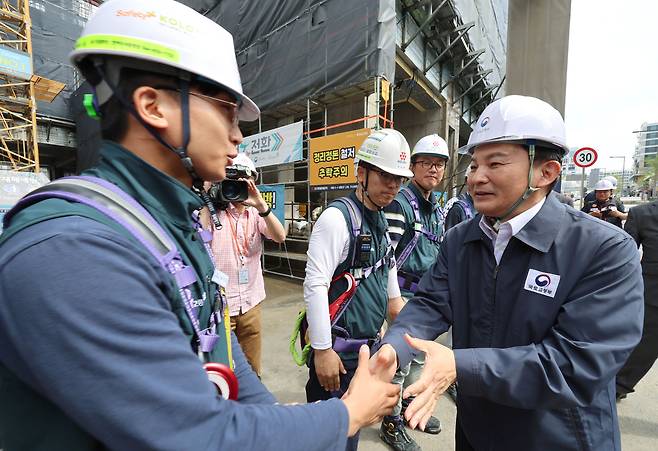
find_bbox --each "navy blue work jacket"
[382,193,643,451]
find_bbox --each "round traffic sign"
[573,147,598,168]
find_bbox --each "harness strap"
[7,176,228,357]
[396,186,440,268]
[333,197,394,277]
[444,195,475,222]
[397,270,420,293]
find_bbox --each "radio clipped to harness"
[355,233,372,267]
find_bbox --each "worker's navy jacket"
[0,142,348,451]
[382,193,644,451]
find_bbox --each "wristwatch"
[258,206,272,217]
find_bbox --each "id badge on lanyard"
[238,266,249,284]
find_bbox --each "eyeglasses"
[414,160,446,170]
[155,87,240,127]
[370,167,407,185]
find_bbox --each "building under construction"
[1,0,572,278]
[0,0,101,177]
[193,0,508,278]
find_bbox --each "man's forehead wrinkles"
[471,151,513,163]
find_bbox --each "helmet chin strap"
[94,61,222,229]
[359,169,385,211]
[489,143,539,232]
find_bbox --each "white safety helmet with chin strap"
[411,134,450,160]
[355,128,413,178]
[69,0,260,229]
[354,128,413,209]
[459,95,568,156]
[69,0,259,121]
[460,95,568,228]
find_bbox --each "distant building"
[633,122,658,188]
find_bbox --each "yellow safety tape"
[76,34,180,63]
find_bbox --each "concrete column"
[506,0,571,115]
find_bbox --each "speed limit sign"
[573,147,598,168]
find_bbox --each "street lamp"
[610,155,626,196]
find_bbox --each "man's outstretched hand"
[342,345,399,436]
[402,334,456,431]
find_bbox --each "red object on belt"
[204,362,239,400]
[328,272,357,322]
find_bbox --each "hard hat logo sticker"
[116,10,156,20]
[480,116,490,128]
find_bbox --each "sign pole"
[580,167,585,209]
[573,147,598,209]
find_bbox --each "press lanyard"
[227,209,250,265]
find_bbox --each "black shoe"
[401,397,442,435]
[445,383,458,404]
[616,392,627,402]
[379,415,422,451]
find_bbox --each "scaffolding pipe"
[462,85,498,117]
[423,22,474,74]
[453,70,492,106]
[375,76,381,130]
[400,0,448,51]
[438,49,484,92]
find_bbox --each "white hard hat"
[355,129,414,178]
[411,134,449,160]
[69,0,259,121]
[602,175,618,189]
[595,179,614,191]
[459,95,568,155]
[233,153,258,180]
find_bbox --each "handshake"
[340,335,457,437]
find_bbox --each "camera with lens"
[208,164,255,207]
[598,199,617,219]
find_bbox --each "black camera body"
[208,164,255,206]
[598,199,617,218]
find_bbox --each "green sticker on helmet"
[76,34,180,63]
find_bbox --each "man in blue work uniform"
[380,134,449,451]
[0,1,398,450]
[373,95,644,451]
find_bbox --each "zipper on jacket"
[489,264,499,347]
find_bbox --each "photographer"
[582,179,627,228]
[210,153,286,377]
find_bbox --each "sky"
[564,0,658,171]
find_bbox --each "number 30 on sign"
[573,147,598,168]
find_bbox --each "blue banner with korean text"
[257,183,286,225]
